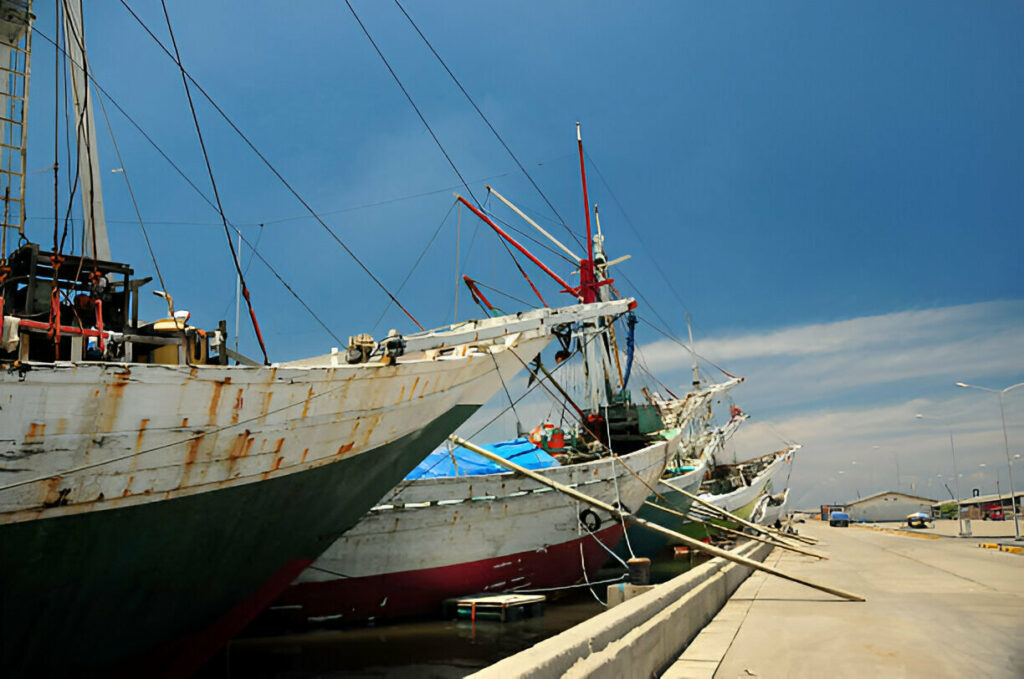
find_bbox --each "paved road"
[665,521,1024,678]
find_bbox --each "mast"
[62,0,110,261]
[576,122,596,304]
[0,0,32,253]
[686,312,700,389]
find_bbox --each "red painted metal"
[577,123,596,304]
[462,275,495,312]
[455,196,578,299]
[94,299,105,352]
[279,525,624,622]
[19,318,107,338]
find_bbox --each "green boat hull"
[665,491,763,541]
[0,404,477,677]
[614,463,706,559]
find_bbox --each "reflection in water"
[198,548,709,678]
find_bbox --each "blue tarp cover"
[405,437,560,479]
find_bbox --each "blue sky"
[19,1,1024,506]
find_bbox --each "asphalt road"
[665,521,1024,678]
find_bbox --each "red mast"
[577,122,597,303]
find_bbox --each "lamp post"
[915,413,965,537]
[956,381,1023,540]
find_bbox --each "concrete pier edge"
[469,539,773,679]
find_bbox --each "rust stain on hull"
[135,419,150,452]
[229,431,255,460]
[336,442,354,456]
[231,388,244,424]
[26,422,45,441]
[208,381,225,424]
[301,386,314,419]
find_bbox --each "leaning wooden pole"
[661,478,819,546]
[641,500,827,560]
[452,435,865,602]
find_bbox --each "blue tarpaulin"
[405,437,560,479]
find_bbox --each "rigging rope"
[94,92,172,317]
[345,1,558,319]
[371,200,456,332]
[120,0,424,331]
[38,26,349,349]
[393,0,585,254]
[159,0,270,364]
[637,315,738,380]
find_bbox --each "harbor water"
[197,549,712,678]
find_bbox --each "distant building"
[931,491,1023,520]
[844,491,936,523]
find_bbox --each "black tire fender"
[579,508,601,532]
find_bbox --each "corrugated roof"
[845,490,937,507]
[929,490,1024,507]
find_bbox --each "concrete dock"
[665,521,1024,678]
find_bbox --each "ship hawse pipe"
[451,434,864,603]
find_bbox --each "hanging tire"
[579,508,601,532]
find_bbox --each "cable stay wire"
[392,0,585,254]
[479,203,578,267]
[94,90,171,310]
[343,0,560,319]
[468,278,539,311]
[582,149,695,318]
[120,0,423,331]
[160,0,270,364]
[371,200,456,332]
[24,167,523,228]
[636,315,737,380]
[32,27,347,349]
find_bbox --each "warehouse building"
[844,491,936,523]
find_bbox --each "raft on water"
[444,593,546,622]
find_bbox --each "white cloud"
[448,300,1024,509]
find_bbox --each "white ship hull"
[276,433,676,621]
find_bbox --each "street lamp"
[956,381,1024,540]
[915,413,965,537]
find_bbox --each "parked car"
[829,511,850,527]
[906,512,930,528]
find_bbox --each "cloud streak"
[452,300,1024,509]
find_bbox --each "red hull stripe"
[280,526,625,622]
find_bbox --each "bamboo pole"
[641,500,826,560]
[661,478,819,546]
[486,185,581,263]
[452,434,865,602]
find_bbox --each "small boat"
[752,488,790,526]
[679,445,800,539]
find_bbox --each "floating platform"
[444,593,546,622]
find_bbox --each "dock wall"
[470,539,773,679]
